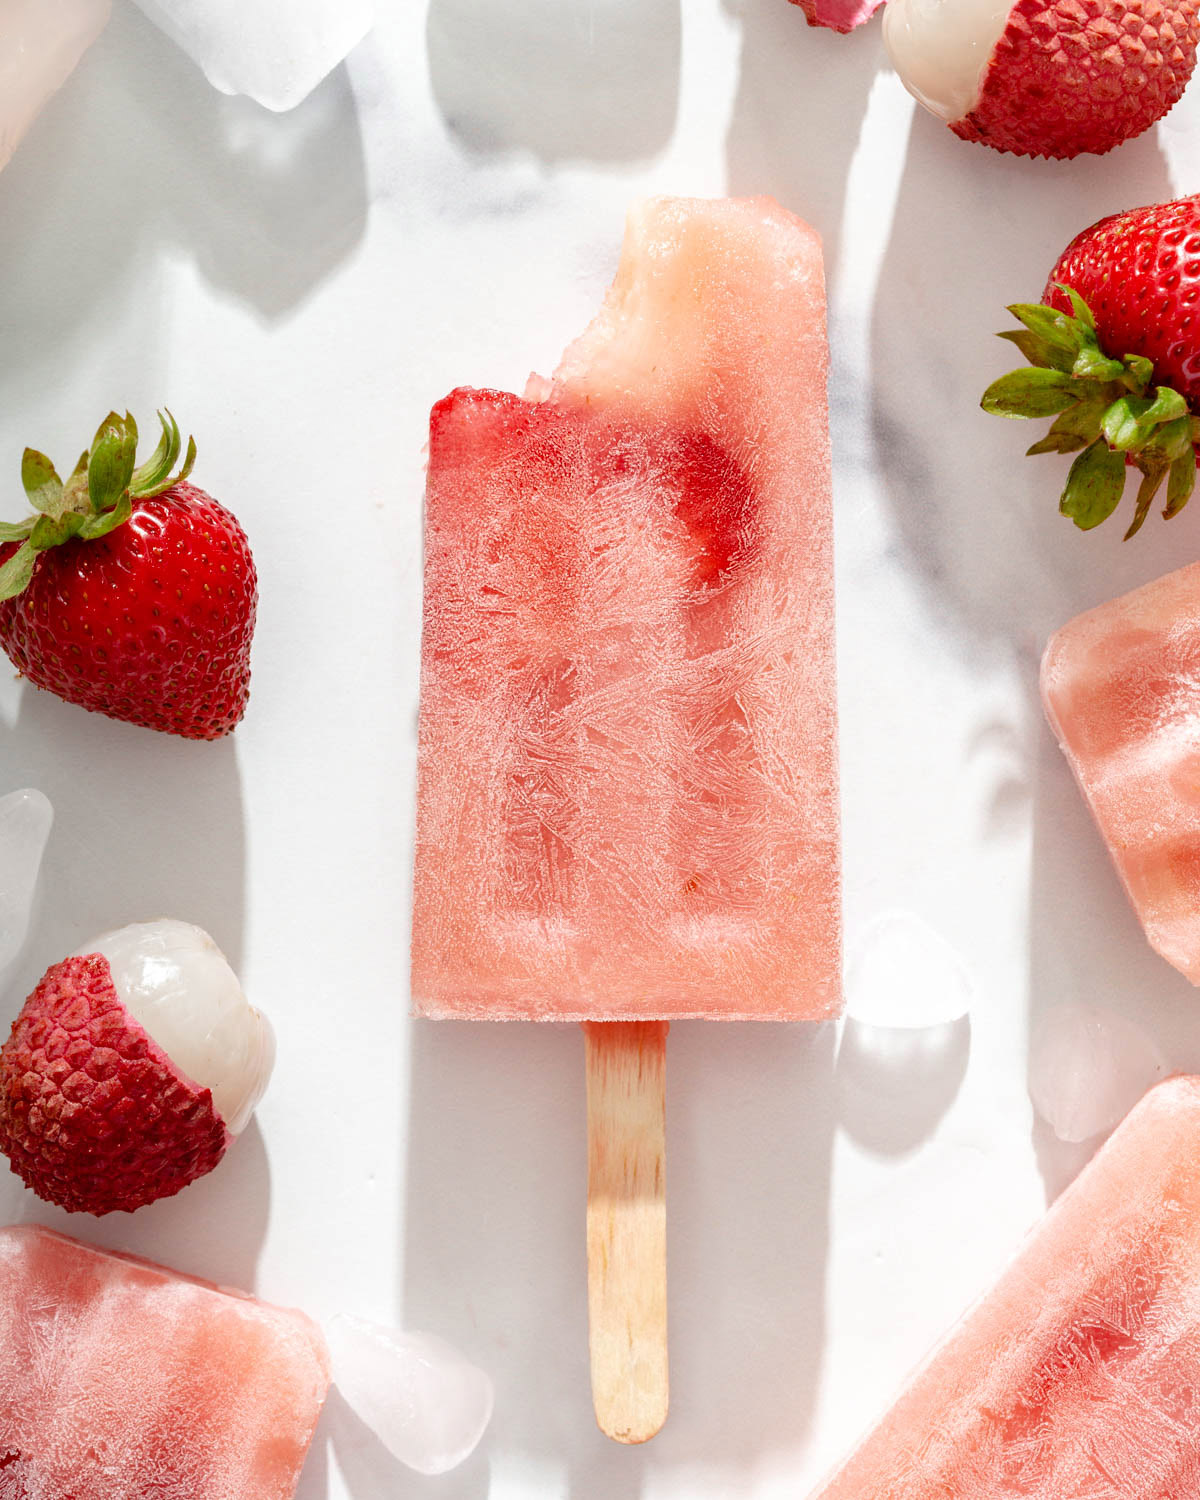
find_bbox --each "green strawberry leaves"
[20,451,63,516]
[86,413,139,515]
[982,367,1080,418]
[130,410,196,499]
[0,409,197,602]
[0,544,37,599]
[1059,441,1126,529]
[981,285,1200,537]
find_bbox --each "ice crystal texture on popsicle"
[412,196,840,1021]
[1042,562,1200,983]
[0,1225,329,1497]
[130,0,373,111]
[0,0,110,172]
[0,789,52,972]
[328,1314,494,1475]
[811,1076,1200,1498]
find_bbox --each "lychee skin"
[0,954,230,1216]
[952,0,1200,158]
[789,0,886,35]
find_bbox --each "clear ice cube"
[0,0,111,172]
[327,1314,493,1475]
[846,910,976,1029]
[1028,1003,1166,1143]
[0,789,53,972]
[129,0,375,112]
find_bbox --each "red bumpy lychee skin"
[788,0,886,34]
[954,0,1200,159]
[0,954,230,1216]
[1045,196,1200,405]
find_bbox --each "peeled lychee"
[884,0,1200,158]
[0,919,273,1215]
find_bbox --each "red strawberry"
[1045,197,1200,401]
[0,411,256,739]
[981,196,1200,538]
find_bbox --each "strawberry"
[0,411,256,738]
[982,196,1200,538]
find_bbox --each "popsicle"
[411,196,840,1439]
[0,1224,330,1497]
[810,1074,1200,1499]
[1041,561,1200,983]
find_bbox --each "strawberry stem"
[0,410,197,603]
[981,286,1200,537]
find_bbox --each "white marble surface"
[4,2,1200,1496]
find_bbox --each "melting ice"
[130,0,374,111]
[1029,1003,1166,1143]
[0,789,53,972]
[846,910,976,1028]
[327,1314,493,1475]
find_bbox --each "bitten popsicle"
[0,1225,330,1498]
[411,195,840,1440]
[810,1075,1200,1499]
[1042,561,1200,983]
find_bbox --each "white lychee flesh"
[76,919,274,1136]
[883,0,1013,123]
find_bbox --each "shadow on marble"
[868,118,1181,667]
[0,0,367,383]
[0,686,248,994]
[401,1017,836,1497]
[0,1111,271,1293]
[865,115,1200,1205]
[725,0,887,285]
[0,680,262,1264]
[1026,719,1200,1204]
[426,0,681,165]
[646,1021,836,1468]
[837,1013,970,1156]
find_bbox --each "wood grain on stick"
[584,1019,668,1444]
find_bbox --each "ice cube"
[327,1314,493,1476]
[0,0,111,172]
[846,910,976,1028]
[1028,1002,1166,1143]
[130,0,375,112]
[0,789,53,972]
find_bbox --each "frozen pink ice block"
[0,1224,330,1497]
[1042,562,1200,983]
[811,1075,1200,1499]
[411,195,840,1021]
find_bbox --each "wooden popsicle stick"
[583,1019,669,1444]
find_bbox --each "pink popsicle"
[1042,562,1200,982]
[409,195,840,1441]
[0,1225,329,1498]
[811,1075,1200,1499]
[411,195,840,1022]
